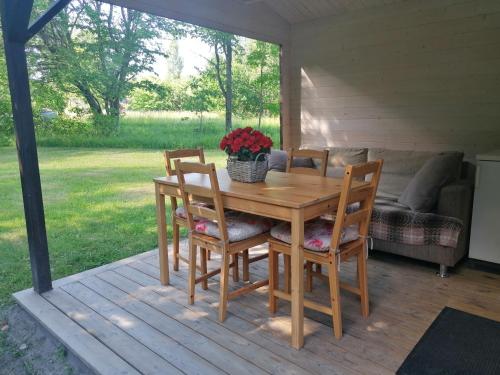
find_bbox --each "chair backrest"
[330,160,383,253]
[164,148,205,176]
[175,161,229,243]
[286,148,329,177]
[164,148,205,210]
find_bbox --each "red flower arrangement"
[219,127,273,161]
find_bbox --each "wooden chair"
[164,148,213,271]
[268,160,383,339]
[284,148,330,291]
[286,148,329,177]
[175,161,272,322]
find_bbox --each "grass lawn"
[36,111,281,150]
[0,146,227,306]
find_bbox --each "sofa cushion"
[370,198,463,248]
[368,149,437,199]
[268,149,314,172]
[270,219,359,252]
[399,153,464,212]
[268,150,288,171]
[194,211,273,243]
[309,147,368,169]
[325,166,346,178]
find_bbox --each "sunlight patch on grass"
[0,146,228,305]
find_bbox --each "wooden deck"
[14,242,500,375]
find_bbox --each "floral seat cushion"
[194,211,273,243]
[270,219,360,252]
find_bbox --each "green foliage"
[128,80,187,111]
[92,114,119,135]
[33,1,185,118]
[237,41,280,122]
[165,40,183,80]
[35,111,280,150]
[184,74,221,117]
[35,117,93,137]
[0,3,281,145]
[0,39,13,144]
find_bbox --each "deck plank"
[147,252,420,345]
[79,275,270,375]
[43,288,182,375]
[116,264,370,375]
[14,242,500,375]
[60,282,224,375]
[133,259,396,374]
[95,270,313,375]
[13,289,140,375]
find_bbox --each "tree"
[32,0,183,129]
[185,73,219,131]
[189,28,239,132]
[246,41,280,127]
[165,40,183,80]
[128,79,187,111]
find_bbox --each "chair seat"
[194,211,273,243]
[270,219,359,252]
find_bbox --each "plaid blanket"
[370,199,463,248]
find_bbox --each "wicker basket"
[227,155,268,183]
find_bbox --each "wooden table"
[154,169,367,349]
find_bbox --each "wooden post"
[1,0,53,293]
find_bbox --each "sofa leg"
[437,264,449,278]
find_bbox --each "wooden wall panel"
[289,0,500,158]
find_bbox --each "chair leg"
[328,256,342,339]
[232,253,239,282]
[242,249,250,282]
[188,240,197,305]
[357,251,369,318]
[268,247,278,314]
[284,254,291,293]
[305,261,313,292]
[219,252,230,322]
[200,248,208,290]
[173,222,180,271]
[207,250,211,260]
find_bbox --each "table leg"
[290,208,304,349]
[155,184,169,285]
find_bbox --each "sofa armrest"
[437,180,474,257]
[437,180,473,221]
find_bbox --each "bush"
[35,116,93,137]
[92,114,119,136]
[0,116,13,146]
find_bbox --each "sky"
[152,37,213,79]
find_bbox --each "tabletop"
[154,169,367,209]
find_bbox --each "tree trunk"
[108,97,121,118]
[75,82,103,115]
[225,39,232,133]
[258,63,264,129]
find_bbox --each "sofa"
[269,147,474,276]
